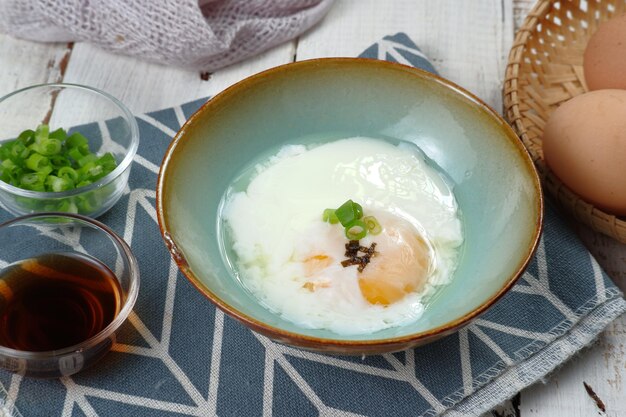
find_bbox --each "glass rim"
[0,83,140,198]
[0,212,140,358]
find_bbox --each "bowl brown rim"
[156,57,544,351]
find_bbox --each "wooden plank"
[513,0,539,30]
[0,35,71,96]
[490,398,520,417]
[0,35,73,136]
[58,41,296,115]
[519,311,626,417]
[297,0,513,113]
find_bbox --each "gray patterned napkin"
[1,34,625,417]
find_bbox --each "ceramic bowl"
[157,58,543,354]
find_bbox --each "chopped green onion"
[46,175,74,192]
[78,161,94,178]
[363,215,382,235]
[323,199,383,240]
[84,163,104,180]
[9,142,27,160]
[322,208,339,224]
[65,132,88,149]
[354,202,363,219]
[2,159,16,171]
[49,128,67,141]
[98,153,117,171]
[335,199,361,227]
[67,147,84,162]
[55,199,78,213]
[43,203,57,211]
[1,159,21,185]
[50,155,70,168]
[0,124,120,213]
[0,144,9,161]
[25,153,49,172]
[34,124,49,144]
[17,129,35,146]
[19,172,46,191]
[37,138,63,156]
[57,166,78,182]
[345,219,367,240]
[77,153,97,168]
[77,194,99,212]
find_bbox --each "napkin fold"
[0,0,335,71]
[0,34,625,417]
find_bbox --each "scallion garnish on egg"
[334,199,362,226]
[322,199,383,271]
[363,215,381,235]
[322,199,382,240]
[322,208,339,224]
[345,219,367,240]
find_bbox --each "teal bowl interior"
[158,58,542,345]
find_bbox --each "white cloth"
[0,0,335,71]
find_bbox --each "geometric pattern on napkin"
[1,34,625,417]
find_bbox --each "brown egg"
[584,14,626,91]
[543,89,626,216]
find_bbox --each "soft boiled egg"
[295,211,432,305]
[221,137,463,335]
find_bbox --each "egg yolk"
[301,255,333,291]
[302,254,333,276]
[358,220,431,306]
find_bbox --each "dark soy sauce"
[0,252,122,352]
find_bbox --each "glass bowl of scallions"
[0,83,139,217]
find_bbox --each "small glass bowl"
[0,213,139,378]
[0,83,139,218]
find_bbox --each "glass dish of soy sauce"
[0,213,139,378]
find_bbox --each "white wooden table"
[0,1,624,416]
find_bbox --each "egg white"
[221,136,463,335]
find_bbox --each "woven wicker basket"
[504,0,626,243]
